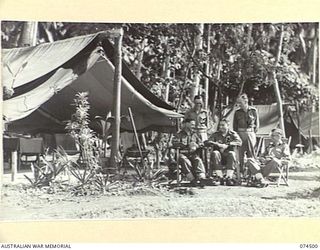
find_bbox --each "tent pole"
[295,101,302,146]
[110,29,124,170]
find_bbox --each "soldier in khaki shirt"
[184,95,213,142]
[171,118,206,187]
[233,93,259,173]
[246,128,290,187]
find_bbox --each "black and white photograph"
[1,21,319,221]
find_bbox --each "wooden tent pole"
[295,101,302,146]
[110,29,123,170]
[128,107,143,159]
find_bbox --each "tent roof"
[2,32,183,134]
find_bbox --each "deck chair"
[254,136,292,186]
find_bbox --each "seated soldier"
[170,118,206,188]
[246,128,290,188]
[205,118,242,186]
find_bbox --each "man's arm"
[254,108,259,133]
[233,110,239,132]
[204,133,219,147]
[282,144,290,159]
[229,131,242,147]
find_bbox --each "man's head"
[193,95,203,110]
[270,128,283,143]
[183,118,196,131]
[218,118,230,134]
[237,93,249,109]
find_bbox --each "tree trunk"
[110,29,123,170]
[204,24,211,110]
[163,37,171,102]
[246,23,253,51]
[213,60,222,112]
[19,21,38,47]
[272,24,286,137]
[191,23,204,99]
[312,24,318,85]
[135,38,147,80]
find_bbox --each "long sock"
[255,173,264,180]
[226,170,234,179]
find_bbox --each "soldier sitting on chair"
[246,128,290,188]
[170,118,206,188]
[205,118,242,186]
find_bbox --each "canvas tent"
[2,32,183,134]
[286,110,320,147]
[288,111,319,138]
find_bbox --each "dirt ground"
[1,165,320,220]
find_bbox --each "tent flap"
[2,33,183,134]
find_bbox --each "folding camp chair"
[54,134,81,164]
[253,136,292,186]
[120,144,150,176]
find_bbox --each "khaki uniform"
[184,108,210,141]
[172,129,206,180]
[208,130,242,172]
[233,106,259,172]
[246,140,290,177]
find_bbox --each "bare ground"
[1,166,320,220]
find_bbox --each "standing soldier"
[233,93,259,174]
[184,95,213,142]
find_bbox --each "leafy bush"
[24,153,65,188]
